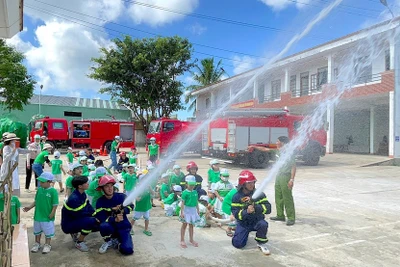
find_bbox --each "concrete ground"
[14,151,400,267]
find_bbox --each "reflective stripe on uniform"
[238,209,244,220]
[126,206,133,212]
[255,197,268,204]
[63,200,87,212]
[261,204,267,214]
[231,203,245,207]
[255,237,268,242]
[82,229,91,234]
[92,207,112,216]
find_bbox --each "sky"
[6,0,400,120]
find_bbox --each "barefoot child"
[51,151,66,193]
[23,172,59,254]
[180,175,200,248]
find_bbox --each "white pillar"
[326,105,334,154]
[394,35,400,159]
[370,107,375,154]
[327,54,333,83]
[284,69,289,93]
[389,91,394,157]
[390,38,395,70]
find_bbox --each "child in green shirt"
[160,173,171,201]
[169,165,185,189]
[51,151,67,193]
[128,146,140,166]
[130,174,153,236]
[66,147,74,170]
[23,172,59,254]
[0,193,20,225]
[163,185,182,216]
[86,167,107,208]
[65,163,83,200]
[123,164,137,196]
[79,156,89,176]
[207,159,221,188]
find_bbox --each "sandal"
[226,230,234,237]
[130,229,134,235]
[143,230,152,236]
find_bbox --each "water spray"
[123,0,345,206]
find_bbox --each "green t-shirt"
[160,183,170,200]
[40,142,44,151]
[86,179,103,208]
[208,169,221,184]
[0,194,20,225]
[124,173,137,191]
[128,152,137,164]
[66,152,74,163]
[0,142,4,153]
[169,172,185,187]
[82,165,89,176]
[181,189,198,207]
[163,193,178,205]
[135,192,152,212]
[111,140,118,152]
[148,144,159,156]
[276,150,296,178]
[221,188,238,215]
[65,176,74,189]
[34,151,49,164]
[34,187,59,222]
[209,197,216,207]
[51,159,63,175]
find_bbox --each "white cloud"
[259,0,311,11]
[232,56,258,75]
[187,22,207,35]
[127,0,199,27]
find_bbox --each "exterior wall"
[0,104,132,124]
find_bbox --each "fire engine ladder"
[222,108,288,117]
[227,119,236,153]
[202,126,209,151]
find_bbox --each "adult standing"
[108,136,120,173]
[270,136,296,226]
[40,136,47,151]
[32,143,53,184]
[0,132,10,167]
[0,133,30,196]
[26,135,41,192]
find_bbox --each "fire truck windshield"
[34,121,43,130]
[148,121,161,133]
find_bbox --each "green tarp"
[0,117,27,148]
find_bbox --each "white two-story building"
[0,0,23,38]
[192,18,400,157]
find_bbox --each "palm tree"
[185,58,225,115]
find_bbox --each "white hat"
[220,168,229,177]
[78,150,86,156]
[115,135,121,140]
[150,137,156,141]
[122,163,129,168]
[70,163,83,171]
[88,164,96,171]
[210,159,219,165]
[173,185,182,192]
[87,159,93,163]
[199,195,209,202]
[34,134,41,139]
[42,143,53,151]
[54,151,61,158]
[67,147,73,151]
[79,156,88,161]
[37,172,54,183]
[41,135,47,139]
[173,164,181,170]
[128,163,136,168]
[95,167,107,176]
[2,132,9,138]
[3,133,20,142]
[185,175,196,185]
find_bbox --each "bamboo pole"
[0,162,19,267]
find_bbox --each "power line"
[24,5,259,65]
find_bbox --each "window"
[73,123,90,138]
[300,72,309,96]
[64,111,82,117]
[258,83,265,103]
[294,121,301,131]
[52,122,64,129]
[355,56,372,84]
[290,75,296,92]
[385,49,390,71]
[34,122,42,130]
[148,121,161,134]
[333,68,338,81]
[205,98,211,109]
[317,66,328,89]
[163,122,174,132]
[271,80,281,100]
[310,74,317,92]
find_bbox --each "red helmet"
[119,151,126,157]
[131,146,136,150]
[97,175,116,191]
[186,161,198,172]
[238,170,257,185]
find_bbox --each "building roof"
[191,17,400,96]
[29,94,128,110]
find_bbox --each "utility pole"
[39,84,43,115]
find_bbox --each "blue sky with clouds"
[6,0,399,120]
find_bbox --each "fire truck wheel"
[304,143,321,166]
[248,150,269,169]
[104,141,112,154]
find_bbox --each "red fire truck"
[201,109,327,168]
[30,117,135,152]
[146,118,202,155]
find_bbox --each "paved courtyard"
[15,151,400,267]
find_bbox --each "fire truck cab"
[146,118,202,155]
[202,109,327,168]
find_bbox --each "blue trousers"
[108,151,118,171]
[100,222,134,255]
[232,220,269,249]
[32,163,43,187]
[62,217,99,236]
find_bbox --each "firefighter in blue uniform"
[231,170,272,255]
[61,176,100,252]
[94,175,134,255]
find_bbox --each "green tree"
[89,36,195,134]
[0,39,35,111]
[185,58,225,115]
